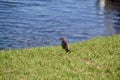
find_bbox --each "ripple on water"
[0,0,120,49]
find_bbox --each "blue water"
[0,0,120,49]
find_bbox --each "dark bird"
[60,37,70,53]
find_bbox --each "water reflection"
[0,0,120,49]
[97,0,120,34]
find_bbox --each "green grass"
[0,35,120,80]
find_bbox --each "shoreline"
[0,34,120,80]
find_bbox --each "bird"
[60,37,70,53]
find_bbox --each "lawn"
[0,35,120,80]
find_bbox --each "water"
[0,0,120,49]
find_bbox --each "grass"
[0,35,120,80]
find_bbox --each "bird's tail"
[65,49,70,53]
